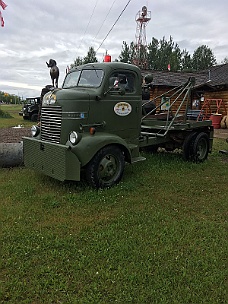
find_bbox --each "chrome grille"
[41,106,62,143]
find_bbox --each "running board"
[141,131,166,137]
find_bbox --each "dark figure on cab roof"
[46,59,59,88]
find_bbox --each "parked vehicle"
[19,97,40,121]
[23,62,213,188]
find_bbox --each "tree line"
[72,36,228,71]
[0,91,22,104]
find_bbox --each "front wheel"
[31,113,38,122]
[85,145,125,189]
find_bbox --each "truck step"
[141,131,165,137]
[141,124,170,130]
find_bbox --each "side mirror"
[104,85,126,96]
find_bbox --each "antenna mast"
[133,6,151,69]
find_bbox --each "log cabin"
[142,63,228,121]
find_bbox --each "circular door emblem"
[114,102,132,116]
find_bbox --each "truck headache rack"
[141,77,196,138]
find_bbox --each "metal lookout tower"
[133,6,151,69]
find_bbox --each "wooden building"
[142,63,228,119]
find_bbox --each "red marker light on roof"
[104,55,111,62]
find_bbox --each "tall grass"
[0,138,227,303]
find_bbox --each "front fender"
[67,133,132,166]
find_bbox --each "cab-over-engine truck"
[23,62,213,188]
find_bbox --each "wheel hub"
[99,156,117,179]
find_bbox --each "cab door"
[99,70,141,141]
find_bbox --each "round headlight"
[42,92,52,105]
[43,92,56,105]
[31,125,40,137]
[49,94,56,104]
[69,131,81,145]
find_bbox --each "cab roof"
[69,61,141,75]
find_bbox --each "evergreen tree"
[221,57,228,64]
[192,45,216,70]
[147,36,181,71]
[72,47,98,68]
[119,37,218,72]
[83,47,98,64]
[72,56,83,68]
[147,37,159,69]
[181,49,193,71]
[170,40,182,71]
[119,41,136,63]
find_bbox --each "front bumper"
[23,137,81,181]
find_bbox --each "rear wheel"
[182,132,197,161]
[85,145,125,189]
[192,132,209,163]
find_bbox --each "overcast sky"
[0,0,227,98]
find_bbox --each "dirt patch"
[214,128,228,140]
[0,127,31,143]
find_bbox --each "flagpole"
[0,0,7,27]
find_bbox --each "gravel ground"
[0,127,31,143]
[214,128,228,140]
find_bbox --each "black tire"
[182,132,197,161]
[85,145,125,189]
[31,113,38,122]
[192,132,209,163]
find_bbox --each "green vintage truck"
[23,62,213,188]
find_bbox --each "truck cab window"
[109,72,135,93]
[79,69,104,87]
[63,70,80,88]
[63,69,104,88]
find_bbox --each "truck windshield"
[63,69,104,88]
[26,98,39,105]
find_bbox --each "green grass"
[0,104,33,128]
[0,138,227,303]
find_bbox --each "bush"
[0,109,12,118]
